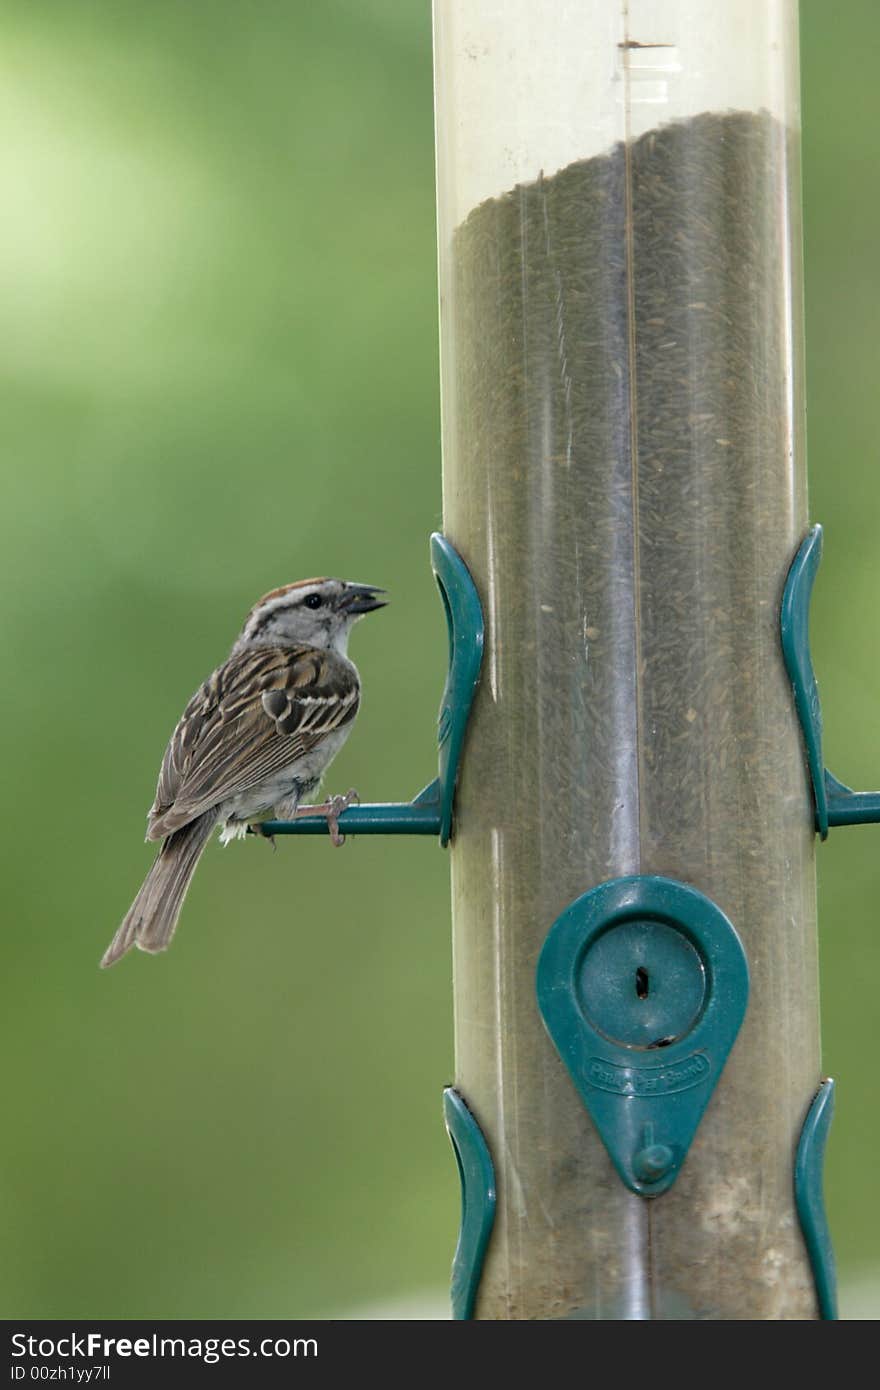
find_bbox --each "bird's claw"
[325,788,360,846]
[247,822,276,849]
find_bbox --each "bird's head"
[234,578,387,655]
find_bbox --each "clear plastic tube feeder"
[434,0,822,1319]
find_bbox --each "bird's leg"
[246,822,276,849]
[290,788,360,846]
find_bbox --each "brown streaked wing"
[146,645,360,839]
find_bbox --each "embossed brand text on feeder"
[587,1053,710,1096]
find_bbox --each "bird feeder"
[431,0,840,1320]
[271,0,878,1319]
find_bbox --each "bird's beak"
[340,583,388,615]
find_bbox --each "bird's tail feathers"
[101,812,216,968]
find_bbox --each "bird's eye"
[304,593,323,610]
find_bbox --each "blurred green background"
[0,0,877,1319]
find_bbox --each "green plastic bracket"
[781,524,880,838]
[795,1078,838,1320]
[537,876,749,1198]
[261,532,483,845]
[443,1087,496,1320]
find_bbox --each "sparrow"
[101,577,386,967]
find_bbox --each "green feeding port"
[781,523,880,836]
[537,876,749,1199]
